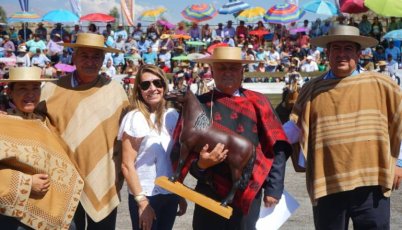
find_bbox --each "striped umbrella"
[138,7,166,22]
[7,11,41,23]
[181,4,218,23]
[218,0,250,15]
[264,3,305,24]
[303,0,338,16]
[235,7,265,23]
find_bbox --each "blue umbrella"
[218,0,250,15]
[384,29,402,41]
[42,9,79,23]
[303,0,338,16]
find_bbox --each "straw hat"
[61,33,121,53]
[160,34,170,40]
[378,60,387,66]
[0,67,56,82]
[311,25,378,49]
[195,47,257,64]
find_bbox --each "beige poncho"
[0,114,84,229]
[38,75,129,222]
[290,72,402,202]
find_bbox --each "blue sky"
[1,0,337,26]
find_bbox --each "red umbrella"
[249,30,269,37]
[207,43,229,54]
[338,0,368,14]
[80,13,116,22]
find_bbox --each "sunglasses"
[139,79,164,91]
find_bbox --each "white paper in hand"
[256,190,300,230]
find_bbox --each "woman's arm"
[121,133,155,230]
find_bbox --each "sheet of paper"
[298,149,306,168]
[256,190,300,230]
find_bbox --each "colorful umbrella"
[157,19,175,29]
[172,55,189,61]
[303,0,338,16]
[7,11,41,23]
[187,53,206,60]
[338,0,368,14]
[235,7,265,23]
[42,9,79,23]
[383,29,402,41]
[264,4,305,25]
[249,30,270,37]
[181,4,218,23]
[55,63,76,72]
[365,0,402,17]
[207,43,229,54]
[80,13,115,23]
[218,0,250,15]
[186,41,206,46]
[138,8,166,22]
[171,34,191,40]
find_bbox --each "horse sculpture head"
[165,89,256,207]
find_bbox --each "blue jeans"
[0,214,32,230]
[128,193,179,230]
[69,203,117,230]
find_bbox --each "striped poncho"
[38,75,130,222]
[290,72,402,202]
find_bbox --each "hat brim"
[311,35,378,49]
[0,78,57,83]
[194,57,257,64]
[61,43,121,53]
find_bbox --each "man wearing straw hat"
[37,33,130,230]
[284,25,402,229]
[174,47,291,229]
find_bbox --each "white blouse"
[118,108,179,196]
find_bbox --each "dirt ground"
[116,161,402,230]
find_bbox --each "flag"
[121,0,135,26]
[70,0,82,17]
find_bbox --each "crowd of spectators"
[1,15,402,86]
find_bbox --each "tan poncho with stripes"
[0,113,83,229]
[290,72,402,203]
[38,75,129,222]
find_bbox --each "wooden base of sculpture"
[155,176,233,219]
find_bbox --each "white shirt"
[118,108,179,196]
[301,61,318,72]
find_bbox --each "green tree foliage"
[109,7,119,27]
[0,6,7,23]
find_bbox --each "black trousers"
[313,186,390,230]
[0,214,32,230]
[192,182,262,230]
[69,203,117,230]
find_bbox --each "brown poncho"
[290,72,402,202]
[0,114,83,229]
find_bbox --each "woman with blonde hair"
[119,64,187,230]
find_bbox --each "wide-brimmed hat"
[17,46,27,52]
[61,33,121,53]
[0,67,56,82]
[195,47,257,64]
[378,60,387,66]
[160,34,170,40]
[310,25,378,49]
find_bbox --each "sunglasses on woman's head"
[139,79,164,91]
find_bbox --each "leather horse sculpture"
[166,89,256,206]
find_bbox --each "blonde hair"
[132,64,168,133]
